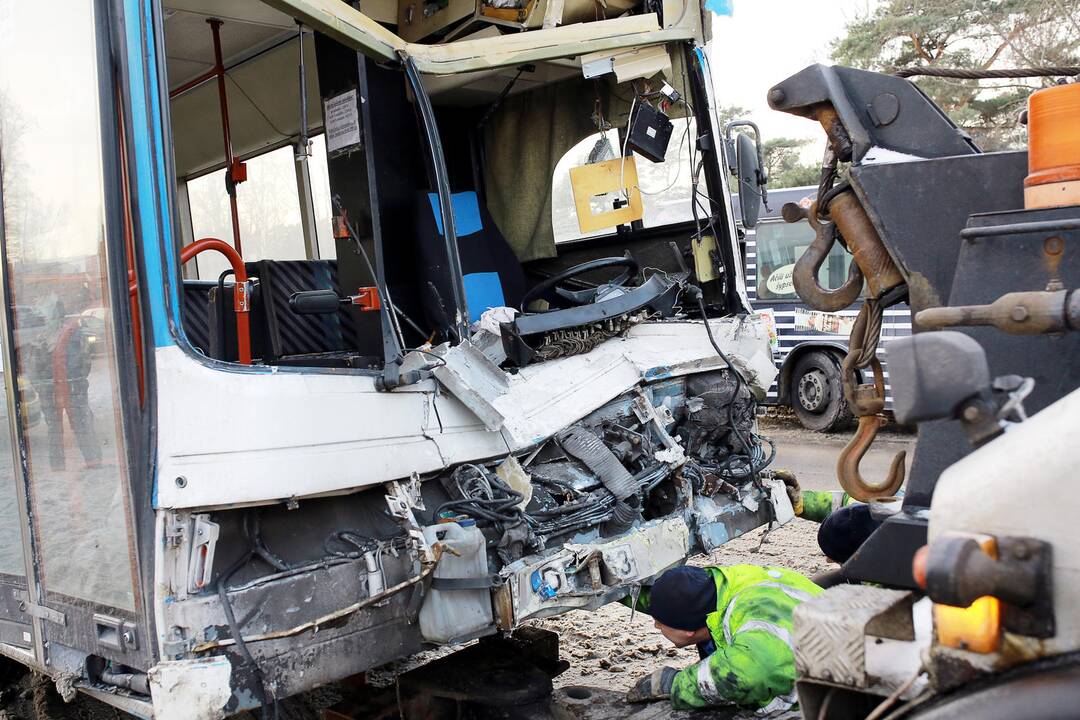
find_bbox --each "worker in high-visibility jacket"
[625,564,821,714]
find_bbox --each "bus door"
[0,0,151,672]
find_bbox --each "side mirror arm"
[723,120,769,211]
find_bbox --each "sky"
[707,0,879,161]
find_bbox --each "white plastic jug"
[419,521,493,643]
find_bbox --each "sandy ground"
[5,415,872,718]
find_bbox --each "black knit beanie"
[649,566,716,631]
[817,503,880,564]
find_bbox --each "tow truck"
[764,64,1080,718]
[0,0,789,717]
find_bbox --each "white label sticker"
[324,90,361,152]
[765,263,795,295]
[645,126,657,138]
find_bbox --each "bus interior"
[165,0,746,380]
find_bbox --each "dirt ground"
[5,415,854,719]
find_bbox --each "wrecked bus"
[0,0,785,716]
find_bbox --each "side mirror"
[724,120,767,229]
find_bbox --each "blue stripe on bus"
[124,0,179,347]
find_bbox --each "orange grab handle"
[181,239,251,365]
[130,238,251,364]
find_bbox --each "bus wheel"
[790,351,853,432]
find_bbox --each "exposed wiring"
[198,552,440,651]
[433,464,526,536]
[619,93,638,203]
[631,115,692,197]
[215,512,277,720]
[331,194,407,351]
[251,512,291,572]
[864,669,924,720]
[688,292,756,467]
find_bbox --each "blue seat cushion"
[425,191,523,324]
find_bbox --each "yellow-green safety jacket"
[631,565,822,713]
[799,489,855,523]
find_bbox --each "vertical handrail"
[207,19,244,257]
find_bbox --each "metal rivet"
[1011,305,1029,322]
[175,476,188,489]
[1044,236,1064,256]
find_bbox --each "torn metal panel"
[260,0,402,61]
[431,341,510,431]
[692,477,793,552]
[434,318,777,446]
[500,516,690,625]
[149,657,232,720]
[408,17,682,75]
[580,44,672,83]
[263,0,694,75]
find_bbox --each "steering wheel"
[521,255,640,311]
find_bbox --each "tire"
[789,351,853,432]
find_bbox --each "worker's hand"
[626,666,678,703]
[773,468,803,516]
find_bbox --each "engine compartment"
[431,369,769,564]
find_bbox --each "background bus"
[739,186,912,431]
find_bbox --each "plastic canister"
[419,521,494,644]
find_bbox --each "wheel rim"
[797,368,828,412]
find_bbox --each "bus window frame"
[180,135,333,279]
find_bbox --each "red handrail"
[130,238,252,364]
[180,238,251,365]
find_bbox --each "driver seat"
[416,191,525,330]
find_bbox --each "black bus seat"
[415,191,525,335]
[244,259,375,369]
[181,280,217,356]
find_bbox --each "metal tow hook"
[784,201,864,311]
[836,353,907,501]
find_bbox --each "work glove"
[626,666,678,703]
[773,468,803,516]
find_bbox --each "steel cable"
[894,66,1080,79]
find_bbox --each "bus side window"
[754,220,858,301]
[185,136,337,280]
